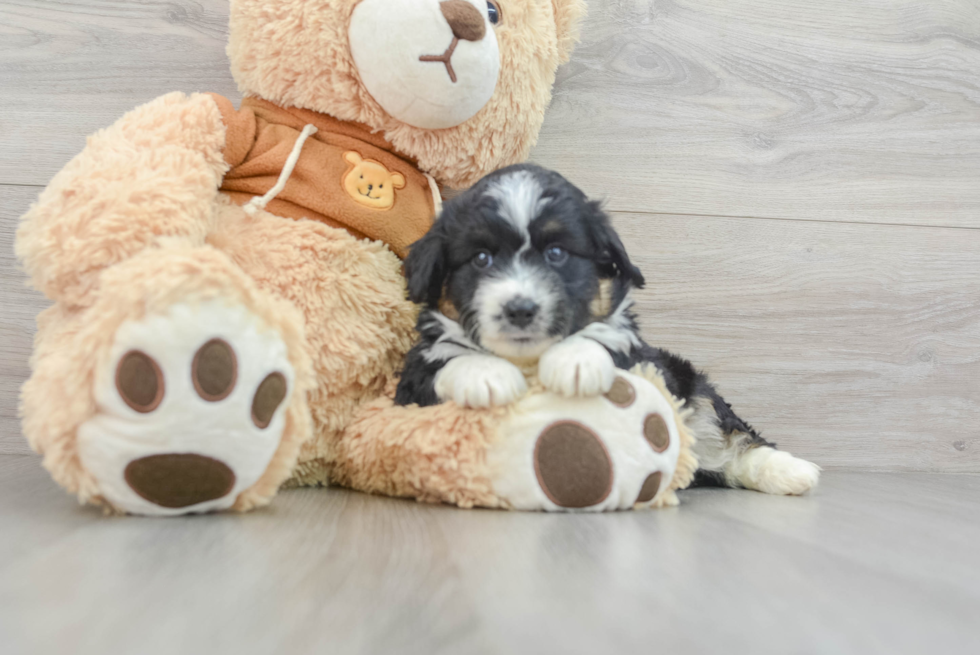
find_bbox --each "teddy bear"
[15,0,697,515]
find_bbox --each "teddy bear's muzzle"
[124,453,237,509]
[348,0,500,130]
[418,1,487,83]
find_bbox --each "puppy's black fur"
[395,163,774,487]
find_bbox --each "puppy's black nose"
[504,298,539,328]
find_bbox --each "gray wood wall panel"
[532,0,980,227]
[2,185,977,469]
[614,211,980,472]
[3,1,980,228]
[0,0,240,187]
[1,1,979,471]
[0,186,46,456]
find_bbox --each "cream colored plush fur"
[330,365,698,511]
[16,0,700,514]
[16,0,592,513]
[229,0,584,189]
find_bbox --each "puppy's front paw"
[539,336,616,398]
[434,355,528,408]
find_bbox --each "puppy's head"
[406,164,645,360]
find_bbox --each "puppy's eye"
[486,1,501,25]
[545,245,568,266]
[472,250,493,270]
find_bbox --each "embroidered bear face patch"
[342,151,406,210]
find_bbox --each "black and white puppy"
[396,164,820,494]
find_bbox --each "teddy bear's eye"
[360,174,364,179]
[486,1,501,25]
[379,184,384,189]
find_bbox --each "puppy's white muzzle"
[349,0,500,129]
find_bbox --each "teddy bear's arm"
[15,92,234,306]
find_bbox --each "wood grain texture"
[0,0,239,186]
[615,211,980,472]
[2,456,979,655]
[533,0,980,227]
[1,1,979,470]
[0,186,46,456]
[1,190,978,468]
[2,0,979,228]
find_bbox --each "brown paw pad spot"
[252,372,287,429]
[604,376,636,407]
[643,413,670,453]
[635,471,663,503]
[534,421,613,508]
[116,350,164,413]
[192,339,237,402]
[124,453,235,508]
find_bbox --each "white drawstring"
[424,173,443,216]
[243,124,318,216]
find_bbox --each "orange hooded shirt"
[211,95,437,259]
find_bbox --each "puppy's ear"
[405,226,448,306]
[587,201,646,289]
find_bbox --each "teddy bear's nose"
[440,0,486,42]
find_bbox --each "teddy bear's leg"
[331,367,696,512]
[21,245,313,515]
[487,368,696,512]
[332,395,506,508]
[204,201,419,487]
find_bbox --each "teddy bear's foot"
[487,371,684,512]
[77,299,295,515]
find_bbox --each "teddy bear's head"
[228,0,586,188]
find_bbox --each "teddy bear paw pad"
[533,421,613,508]
[77,300,294,515]
[488,372,681,512]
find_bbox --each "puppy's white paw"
[538,336,615,398]
[434,354,528,408]
[729,447,821,495]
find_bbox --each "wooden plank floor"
[1,454,978,655]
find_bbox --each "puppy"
[396,164,820,495]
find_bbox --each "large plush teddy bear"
[16,0,696,515]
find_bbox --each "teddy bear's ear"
[344,151,363,166]
[390,172,406,189]
[552,0,588,64]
